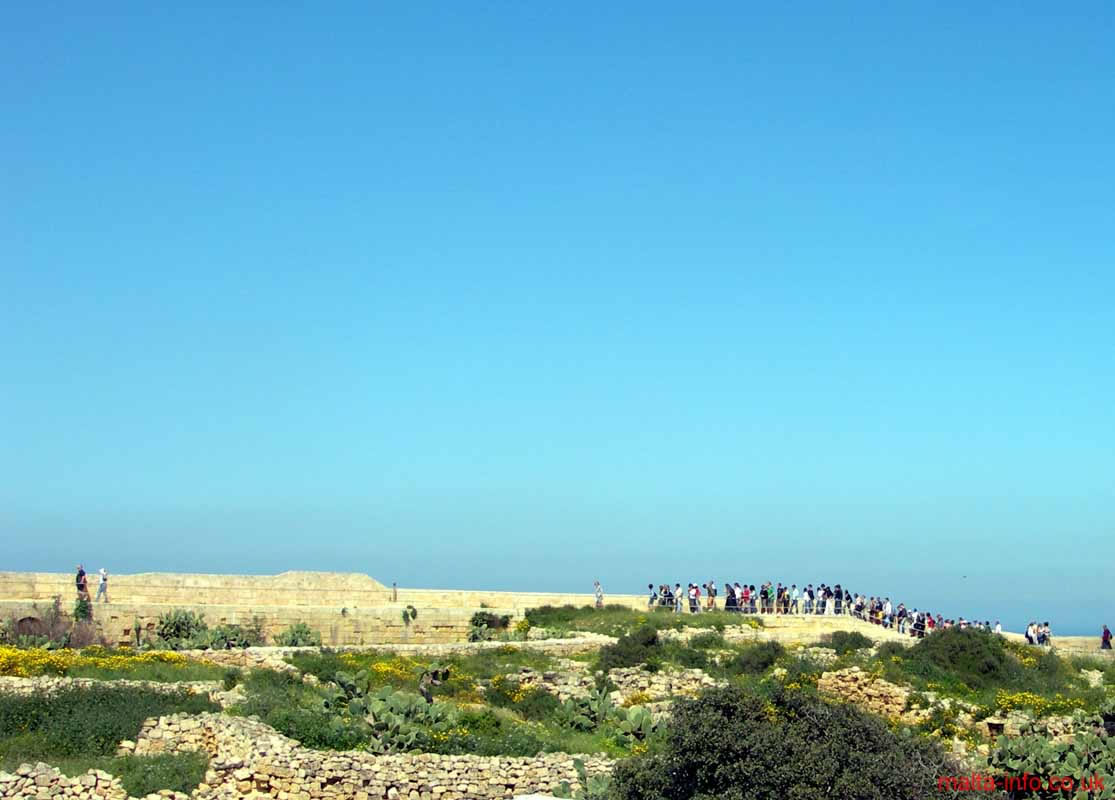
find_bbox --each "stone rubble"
[817,667,918,720]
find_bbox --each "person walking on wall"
[96,568,109,603]
[75,564,89,600]
[1102,625,1112,650]
[593,580,604,609]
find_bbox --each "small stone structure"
[818,667,914,720]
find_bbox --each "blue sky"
[2,4,1112,634]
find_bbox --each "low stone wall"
[0,763,134,800]
[182,636,616,672]
[512,660,724,705]
[0,675,241,709]
[124,712,613,799]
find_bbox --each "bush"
[667,645,709,669]
[598,625,660,672]
[206,622,265,650]
[827,630,873,655]
[723,641,784,675]
[274,622,322,647]
[73,596,92,622]
[470,612,511,631]
[688,631,726,650]
[486,675,561,720]
[154,609,208,649]
[611,685,965,800]
[222,667,242,691]
[905,627,1022,689]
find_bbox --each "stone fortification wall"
[0,571,644,647]
[0,571,631,612]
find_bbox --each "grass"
[0,685,216,794]
[61,661,227,682]
[524,605,762,638]
[0,752,209,796]
[285,646,561,701]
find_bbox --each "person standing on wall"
[1102,625,1112,650]
[593,580,604,609]
[96,568,109,603]
[75,564,89,600]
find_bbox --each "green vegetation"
[0,645,226,682]
[152,609,267,650]
[523,605,762,638]
[274,622,323,647]
[825,629,874,655]
[63,659,227,683]
[0,752,209,797]
[722,640,784,676]
[872,628,1106,716]
[7,605,1113,798]
[0,685,216,793]
[611,684,965,800]
[598,625,661,672]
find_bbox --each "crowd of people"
[643,580,1031,642]
[74,564,109,603]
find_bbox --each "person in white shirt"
[994,620,1002,635]
[96,568,109,603]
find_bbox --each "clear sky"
[3,4,1112,635]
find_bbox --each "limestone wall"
[0,571,626,612]
[0,571,641,647]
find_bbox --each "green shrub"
[154,609,209,649]
[73,596,92,622]
[827,630,873,655]
[470,612,511,631]
[905,627,1022,689]
[667,645,709,669]
[598,625,660,672]
[486,678,561,721]
[723,641,784,675]
[781,656,823,687]
[206,622,265,650]
[875,641,906,661]
[688,631,726,650]
[274,622,322,647]
[222,667,242,691]
[611,685,964,800]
